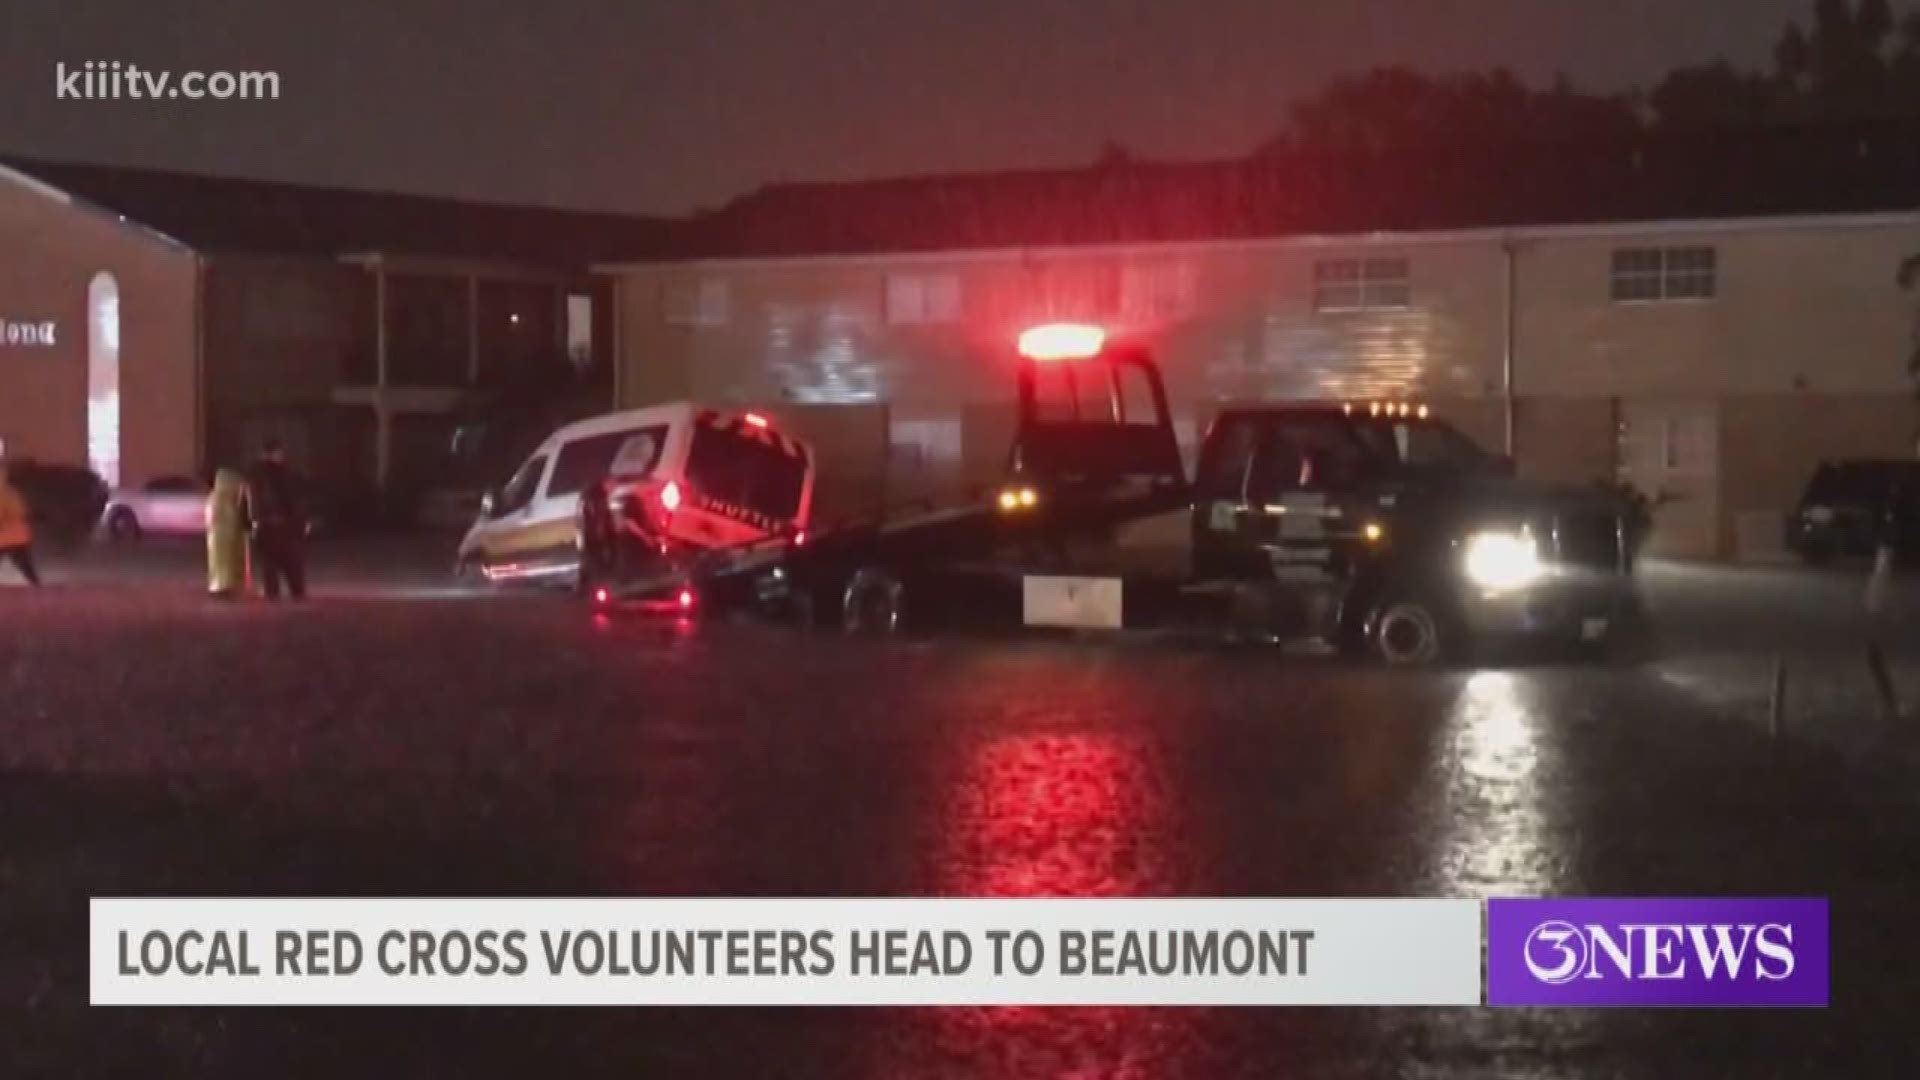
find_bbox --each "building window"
[885,273,961,325]
[1313,257,1410,313]
[1120,261,1197,322]
[665,279,729,327]
[390,274,474,387]
[1611,246,1717,302]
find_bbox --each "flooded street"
[3,555,1917,1075]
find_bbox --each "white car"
[102,475,210,540]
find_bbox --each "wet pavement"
[3,544,1919,1076]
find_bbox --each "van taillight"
[678,587,696,610]
[659,480,682,512]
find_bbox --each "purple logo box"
[1487,898,1829,1007]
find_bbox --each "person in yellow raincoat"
[205,468,249,597]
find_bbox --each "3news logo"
[1487,898,1829,1007]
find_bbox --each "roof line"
[597,207,1920,272]
[0,161,197,255]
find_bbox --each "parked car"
[102,475,211,540]
[7,460,109,548]
[102,474,332,541]
[1786,459,1920,565]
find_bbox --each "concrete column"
[374,263,392,492]
[466,275,480,385]
[1501,238,1518,458]
[610,278,624,409]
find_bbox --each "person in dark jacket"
[244,439,307,600]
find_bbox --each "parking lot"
[4,541,1918,1076]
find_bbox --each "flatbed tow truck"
[602,323,1638,665]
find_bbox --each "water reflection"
[941,732,1167,898]
[908,728,1203,1077]
[1426,671,1565,895]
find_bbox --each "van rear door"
[680,413,812,545]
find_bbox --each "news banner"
[90,897,1828,1007]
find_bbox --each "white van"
[457,402,814,586]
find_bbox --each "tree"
[1255,2,1920,161]
[1649,61,1781,131]
[1774,0,1899,119]
[1891,12,1920,101]
[1265,66,1636,157]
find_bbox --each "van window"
[549,425,669,498]
[686,425,807,521]
[496,454,547,516]
[609,427,668,477]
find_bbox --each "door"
[1618,399,1719,559]
[1242,413,1378,568]
[475,452,551,561]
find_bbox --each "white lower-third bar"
[91,897,1480,1006]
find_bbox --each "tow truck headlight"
[997,485,1040,513]
[1463,530,1543,593]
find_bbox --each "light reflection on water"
[940,732,1167,898]
[896,722,1209,1077]
[1425,671,1566,896]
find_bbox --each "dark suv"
[1787,459,1920,565]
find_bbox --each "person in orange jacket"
[0,459,43,586]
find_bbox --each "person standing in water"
[0,459,42,587]
[206,468,248,598]
[244,439,308,601]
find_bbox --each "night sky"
[0,0,1898,214]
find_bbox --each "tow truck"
[605,323,1637,664]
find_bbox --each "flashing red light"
[677,587,696,610]
[659,480,682,512]
[1018,323,1106,362]
[743,412,770,429]
[794,529,807,547]
[593,587,610,605]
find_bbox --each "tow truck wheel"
[842,569,905,636]
[1370,593,1450,667]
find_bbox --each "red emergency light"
[1018,323,1106,362]
[659,480,683,513]
[677,587,696,611]
[743,412,770,429]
